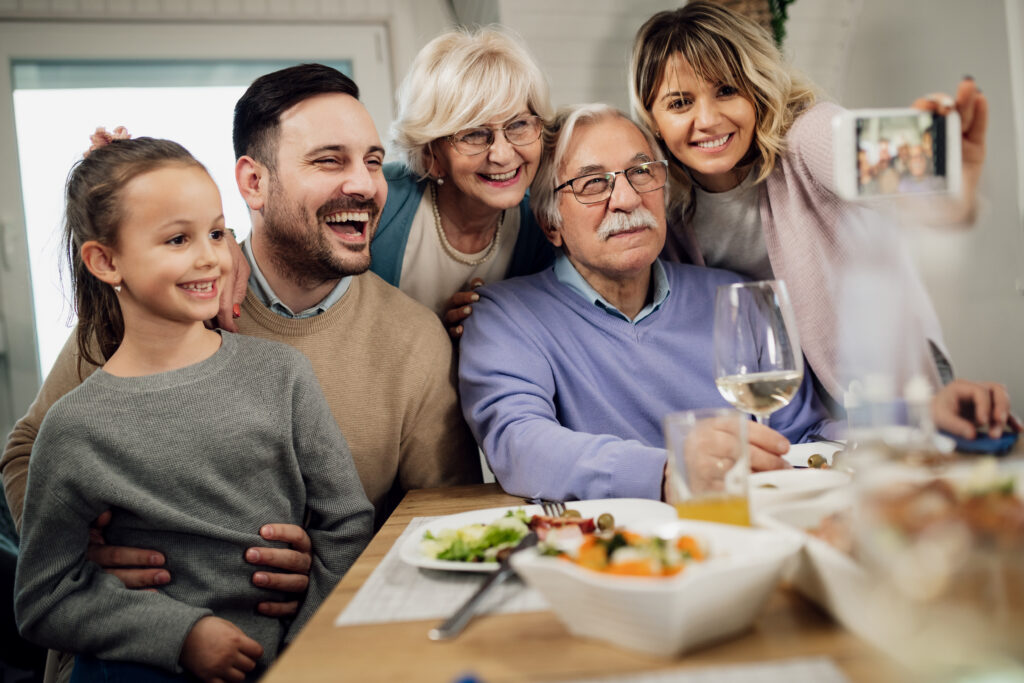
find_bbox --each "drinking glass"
[664,408,750,526]
[713,280,803,425]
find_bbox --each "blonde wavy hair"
[391,26,553,178]
[629,1,818,210]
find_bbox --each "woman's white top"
[398,191,520,316]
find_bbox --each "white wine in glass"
[713,281,803,425]
[715,370,802,418]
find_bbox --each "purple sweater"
[459,262,834,501]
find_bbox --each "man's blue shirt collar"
[243,238,351,319]
[553,254,670,324]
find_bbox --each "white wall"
[839,0,1023,403]
[1007,0,1024,235]
[500,0,864,110]
[499,0,676,110]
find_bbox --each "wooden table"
[262,484,903,683]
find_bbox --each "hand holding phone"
[941,428,1019,456]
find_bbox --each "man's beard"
[262,185,380,289]
[595,207,657,241]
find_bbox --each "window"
[14,60,352,377]
[0,21,392,429]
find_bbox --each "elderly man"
[458,104,833,501]
[3,64,479,647]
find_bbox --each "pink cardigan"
[664,102,949,405]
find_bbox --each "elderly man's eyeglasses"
[447,115,543,156]
[555,160,669,204]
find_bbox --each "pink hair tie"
[85,126,131,157]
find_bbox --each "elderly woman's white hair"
[391,26,553,177]
[530,104,665,229]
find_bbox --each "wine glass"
[713,280,803,425]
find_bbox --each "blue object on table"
[941,427,1019,455]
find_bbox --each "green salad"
[420,509,530,563]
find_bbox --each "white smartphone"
[832,108,961,201]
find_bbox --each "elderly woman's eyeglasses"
[555,160,669,204]
[447,115,543,156]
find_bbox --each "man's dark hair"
[232,63,359,169]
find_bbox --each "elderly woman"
[371,27,556,338]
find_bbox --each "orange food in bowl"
[552,529,705,577]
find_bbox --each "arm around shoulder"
[2,330,97,532]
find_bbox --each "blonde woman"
[630,1,987,410]
[372,27,555,338]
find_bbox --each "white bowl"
[509,520,803,657]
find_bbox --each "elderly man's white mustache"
[596,207,658,241]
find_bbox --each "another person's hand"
[180,616,262,683]
[87,510,170,589]
[912,78,987,223]
[442,278,485,339]
[245,524,313,617]
[215,232,251,333]
[747,421,793,471]
[681,418,790,494]
[932,378,1020,439]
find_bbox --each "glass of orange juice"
[663,408,750,526]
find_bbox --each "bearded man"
[227,64,479,520]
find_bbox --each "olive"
[758,483,778,489]
[563,509,582,518]
[807,453,827,469]
[597,513,615,530]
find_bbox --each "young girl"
[629,1,987,412]
[14,131,373,682]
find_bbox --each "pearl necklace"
[430,182,504,267]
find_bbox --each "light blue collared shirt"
[242,239,352,319]
[553,254,670,324]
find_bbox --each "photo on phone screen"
[855,112,947,198]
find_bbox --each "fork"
[527,498,566,516]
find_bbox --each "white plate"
[399,498,677,573]
[750,468,852,509]
[783,441,843,468]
